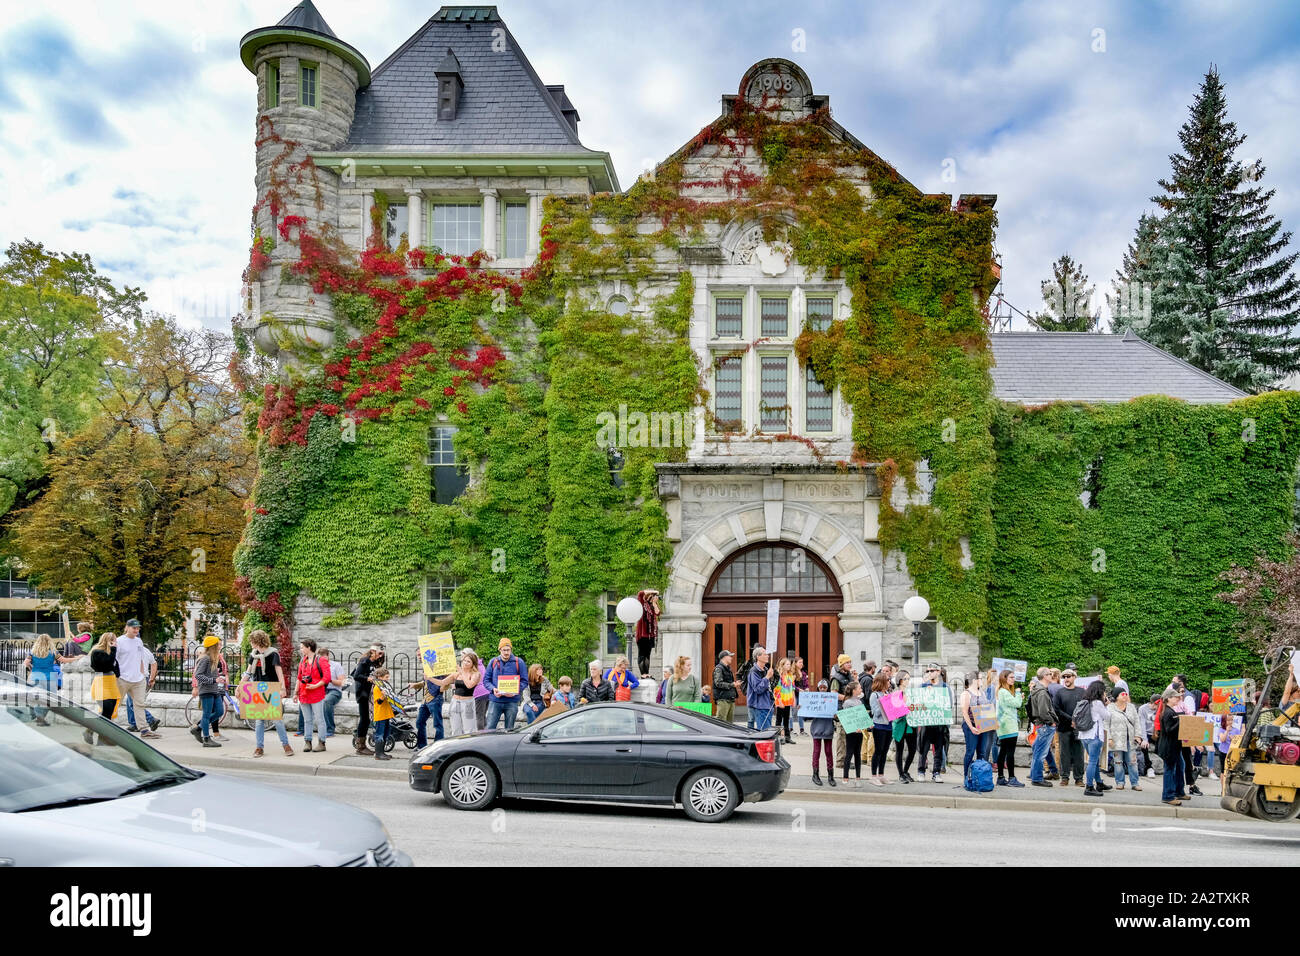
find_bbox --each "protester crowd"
[26,619,1293,809]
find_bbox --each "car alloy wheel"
[442,757,496,810]
[690,775,729,816]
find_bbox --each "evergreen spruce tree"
[1140,67,1300,391]
[1029,253,1099,331]
[1108,213,1162,334]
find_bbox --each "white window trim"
[711,350,744,433]
[710,290,746,341]
[425,198,485,256]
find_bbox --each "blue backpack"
[965,758,995,793]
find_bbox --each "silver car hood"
[2,772,389,867]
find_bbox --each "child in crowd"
[553,676,578,710]
[371,666,394,761]
[702,685,712,704]
[809,679,836,788]
[841,680,865,784]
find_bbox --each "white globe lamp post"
[902,595,930,669]
[615,596,643,657]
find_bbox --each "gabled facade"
[235,4,1300,692]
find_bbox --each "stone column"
[405,188,423,249]
[480,188,499,259]
[526,189,546,257]
[360,189,374,249]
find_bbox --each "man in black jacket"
[1027,668,1057,788]
[352,644,384,756]
[712,650,740,725]
[1053,669,1086,787]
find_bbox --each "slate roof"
[343,5,594,154]
[276,0,337,37]
[989,331,1248,405]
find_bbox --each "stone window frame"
[918,618,942,659]
[804,364,835,434]
[500,200,529,259]
[710,291,745,340]
[710,351,744,433]
[756,349,791,433]
[758,293,792,340]
[299,61,318,109]
[423,576,459,630]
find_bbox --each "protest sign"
[906,684,954,727]
[836,704,873,734]
[970,695,998,733]
[418,632,457,680]
[1075,674,1103,689]
[496,676,520,696]
[536,701,571,722]
[1210,679,1247,715]
[237,680,283,721]
[674,702,713,716]
[881,690,910,722]
[797,692,838,718]
[1176,715,1213,747]
[992,658,1028,682]
[764,600,780,654]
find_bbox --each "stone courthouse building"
[237,2,1294,690]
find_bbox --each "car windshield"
[0,685,198,813]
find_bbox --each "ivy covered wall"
[988,392,1300,695]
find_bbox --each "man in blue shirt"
[485,638,526,731]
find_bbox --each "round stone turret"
[239,1,371,362]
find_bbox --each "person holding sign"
[995,670,1024,787]
[867,673,893,786]
[809,679,836,787]
[840,681,866,784]
[666,656,701,707]
[1154,689,1187,806]
[772,659,796,745]
[485,639,527,731]
[247,630,293,758]
[746,647,775,731]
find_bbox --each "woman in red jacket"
[294,638,329,753]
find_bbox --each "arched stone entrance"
[701,542,842,695]
[656,497,887,685]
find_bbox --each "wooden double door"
[701,613,842,704]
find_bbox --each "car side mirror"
[529,731,542,744]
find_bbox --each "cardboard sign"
[237,680,283,721]
[881,690,910,722]
[797,691,839,718]
[992,658,1028,682]
[673,702,713,716]
[970,695,998,734]
[536,701,571,722]
[764,599,780,654]
[905,684,954,727]
[1075,674,1103,689]
[1176,715,1213,747]
[496,675,520,696]
[836,704,873,734]
[1210,679,1247,715]
[418,632,457,680]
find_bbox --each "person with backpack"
[959,672,989,779]
[1154,689,1187,806]
[1077,681,1110,796]
[1107,687,1142,791]
[485,639,527,731]
[294,638,330,753]
[1027,667,1057,788]
[839,680,866,785]
[1052,669,1086,787]
[994,669,1024,787]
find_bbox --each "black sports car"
[408,702,790,821]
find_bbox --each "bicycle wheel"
[184,696,199,728]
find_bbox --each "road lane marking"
[1117,825,1300,842]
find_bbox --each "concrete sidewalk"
[149,727,1246,820]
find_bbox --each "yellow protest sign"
[418,632,457,679]
[497,676,520,696]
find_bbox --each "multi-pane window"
[267,63,279,108]
[760,298,788,337]
[384,203,409,249]
[918,620,940,656]
[502,202,528,258]
[605,595,623,654]
[430,203,482,256]
[714,356,743,430]
[714,297,742,338]
[805,366,833,432]
[299,63,317,108]
[759,355,788,432]
[806,296,834,331]
[424,577,458,630]
[711,545,833,594]
[427,426,469,504]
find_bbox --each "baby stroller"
[365,679,419,753]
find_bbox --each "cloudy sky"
[0,0,1297,331]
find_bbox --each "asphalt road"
[216,766,1300,866]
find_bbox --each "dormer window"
[436,48,464,121]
